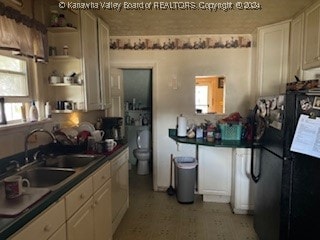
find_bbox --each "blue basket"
[219,123,242,140]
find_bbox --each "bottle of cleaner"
[29,101,38,122]
[45,102,52,119]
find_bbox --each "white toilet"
[133,129,151,175]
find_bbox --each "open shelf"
[47,27,78,33]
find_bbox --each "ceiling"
[84,0,317,36]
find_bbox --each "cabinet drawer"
[65,177,93,219]
[93,162,111,192]
[11,199,65,240]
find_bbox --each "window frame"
[0,50,33,103]
[0,50,33,123]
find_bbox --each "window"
[195,76,225,114]
[0,54,30,122]
[0,55,28,97]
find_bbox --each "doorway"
[122,69,153,175]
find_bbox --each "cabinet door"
[231,148,255,214]
[289,13,304,80]
[198,146,232,202]
[303,2,320,69]
[98,18,111,109]
[257,21,290,96]
[67,197,95,240]
[81,10,101,111]
[111,149,129,233]
[48,224,67,240]
[11,199,66,240]
[94,180,112,240]
[108,68,124,117]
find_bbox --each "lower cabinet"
[67,197,95,240]
[48,224,67,240]
[94,180,112,240]
[198,146,233,203]
[111,148,129,234]
[231,148,255,214]
[66,161,112,240]
[10,199,66,240]
[10,151,119,240]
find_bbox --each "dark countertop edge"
[0,144,128,239]
[168,129,252,148]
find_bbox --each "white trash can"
[174,157,197,203]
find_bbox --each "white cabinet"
[93,180,112,240]
[92,162,112,240]
[108,68,124,117]
[303,1,320,69]
[98,18,111,110]
[198,146,233,203]
[111,148,129,233]
[67,197,95,240]
[9,153,116,240]
[66,161,112,240]
[11,199,66,240]
[80,10,101,111]
[231,148,255,214]
[255,21,290,96]
[289,13,304,80]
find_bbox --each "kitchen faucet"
[24,128,57,164]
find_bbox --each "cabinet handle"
[317,56,320,60]
[80,193,85,199]
[44,224,52,232]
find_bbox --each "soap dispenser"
[29,100,38,122]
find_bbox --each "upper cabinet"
[289,13,304,80]
[80,10,100,111]
[303,1,320,70]
[254,21,290,96]
[98,18,111,110]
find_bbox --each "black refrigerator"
[251,90,320,240]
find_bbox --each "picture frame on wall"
[218,77,224,88]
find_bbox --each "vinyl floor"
[113,168,259,240]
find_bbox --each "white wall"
[110,48,252,190]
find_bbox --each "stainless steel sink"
[43,154,99,169]
[18,168,76,189]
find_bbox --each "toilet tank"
[137,129,151,149]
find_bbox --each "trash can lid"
[174,157,197,169]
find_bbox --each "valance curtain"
[0,2,48,62]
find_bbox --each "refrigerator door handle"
[251,146,261,183]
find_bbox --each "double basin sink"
[15,154,101,191]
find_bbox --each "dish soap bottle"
[29,101,38,122]
[45,102,52,119]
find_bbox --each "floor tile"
[113,168,259,240]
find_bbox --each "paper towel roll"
[177,115,187,137]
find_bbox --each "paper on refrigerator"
[290,114,320,158]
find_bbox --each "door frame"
[111,62,158,191]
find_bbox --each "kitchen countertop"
[0,144,128,239]
[169,129,252,148]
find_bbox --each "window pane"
[5,103,22,121]
[0,55,26,72]
[0,73,28,96]
[195,85,208,113]
[0,55,28,97]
